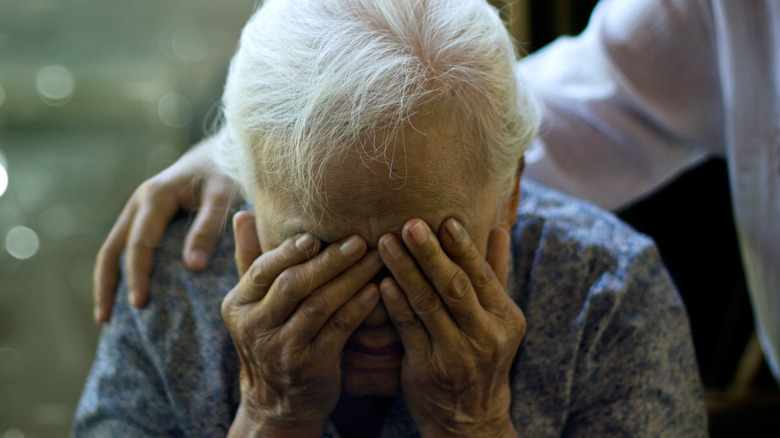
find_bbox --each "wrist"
[419,414,517,438]
[228,401,327,438]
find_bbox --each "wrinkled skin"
[377,218,524,437]
[223,211,382,436]
[93,137,239,323]
[224,209,524,437]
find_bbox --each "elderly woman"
[74,0,706,436]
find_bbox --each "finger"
[379,277,429,357]
[125,189,180,308]
[183,175,240,270]
[232,211,261,278]
[223,232,321,325]
[258,235,368,328]
[439,218,508,315]
[286,249,383,342]
[93,199,136,323]
[377,232,453,339]
[485,228,510,289]
[400,219,485,333]
[233,232,322,306]
[312,283,381,357]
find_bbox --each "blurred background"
[0,0,777,437]
[0,1,254,436]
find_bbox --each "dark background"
[527,1,779,435]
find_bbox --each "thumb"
[486,227,510,289]
[232,211,262,278]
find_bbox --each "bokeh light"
[172,29,208,61]
[159,27,209,62]
[35,65,75,106]
[0,162,7,198]
[2,429,24,438]
[158,92,192,128]
[5,226,40,260]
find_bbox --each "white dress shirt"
[519,0,780,380]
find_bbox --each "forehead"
[259,113,493,244]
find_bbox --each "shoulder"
[73,211,242,436]
[511,180,676,348]
[512,180,677,325]
[508,182,705,435]
[514,180,659,283]
[121,212,239,343]
[147,212,238,304]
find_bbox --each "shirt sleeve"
[72,218,240,437]
[511,187,707,436]
[519,0,724,210]
[561,235,707,436]
[71,275,185,437]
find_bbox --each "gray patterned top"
[73,181,707,437]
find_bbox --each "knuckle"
[138,180,162,200]
[273,269,308,303]
[442,270,471,301]
[220,290,239,322]
[246,263,273,290]
[394,312,420,332]
[327,311,354,335]
[273,269,297,292]
[511,306,527,337]
[474,261,495,290]
[143,176,169,195]
[411,289,442,316]
[300,296,328,321]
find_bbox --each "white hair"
[215,0,539,212]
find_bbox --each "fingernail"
[409,221,428,244]
[295,233,315,252]
[380,279,400,301]
[129,291,137,307]
[188,248,208,269]
[381,235,403,259]
[340,236,362,256]
[445,219,466,243]
[360,285,379,304]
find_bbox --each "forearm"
[519,0,720,210]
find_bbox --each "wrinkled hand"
[93,136,240,323]
[377,218,524,438]
[223,211,382,437]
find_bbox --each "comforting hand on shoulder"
[93,136,238,323]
